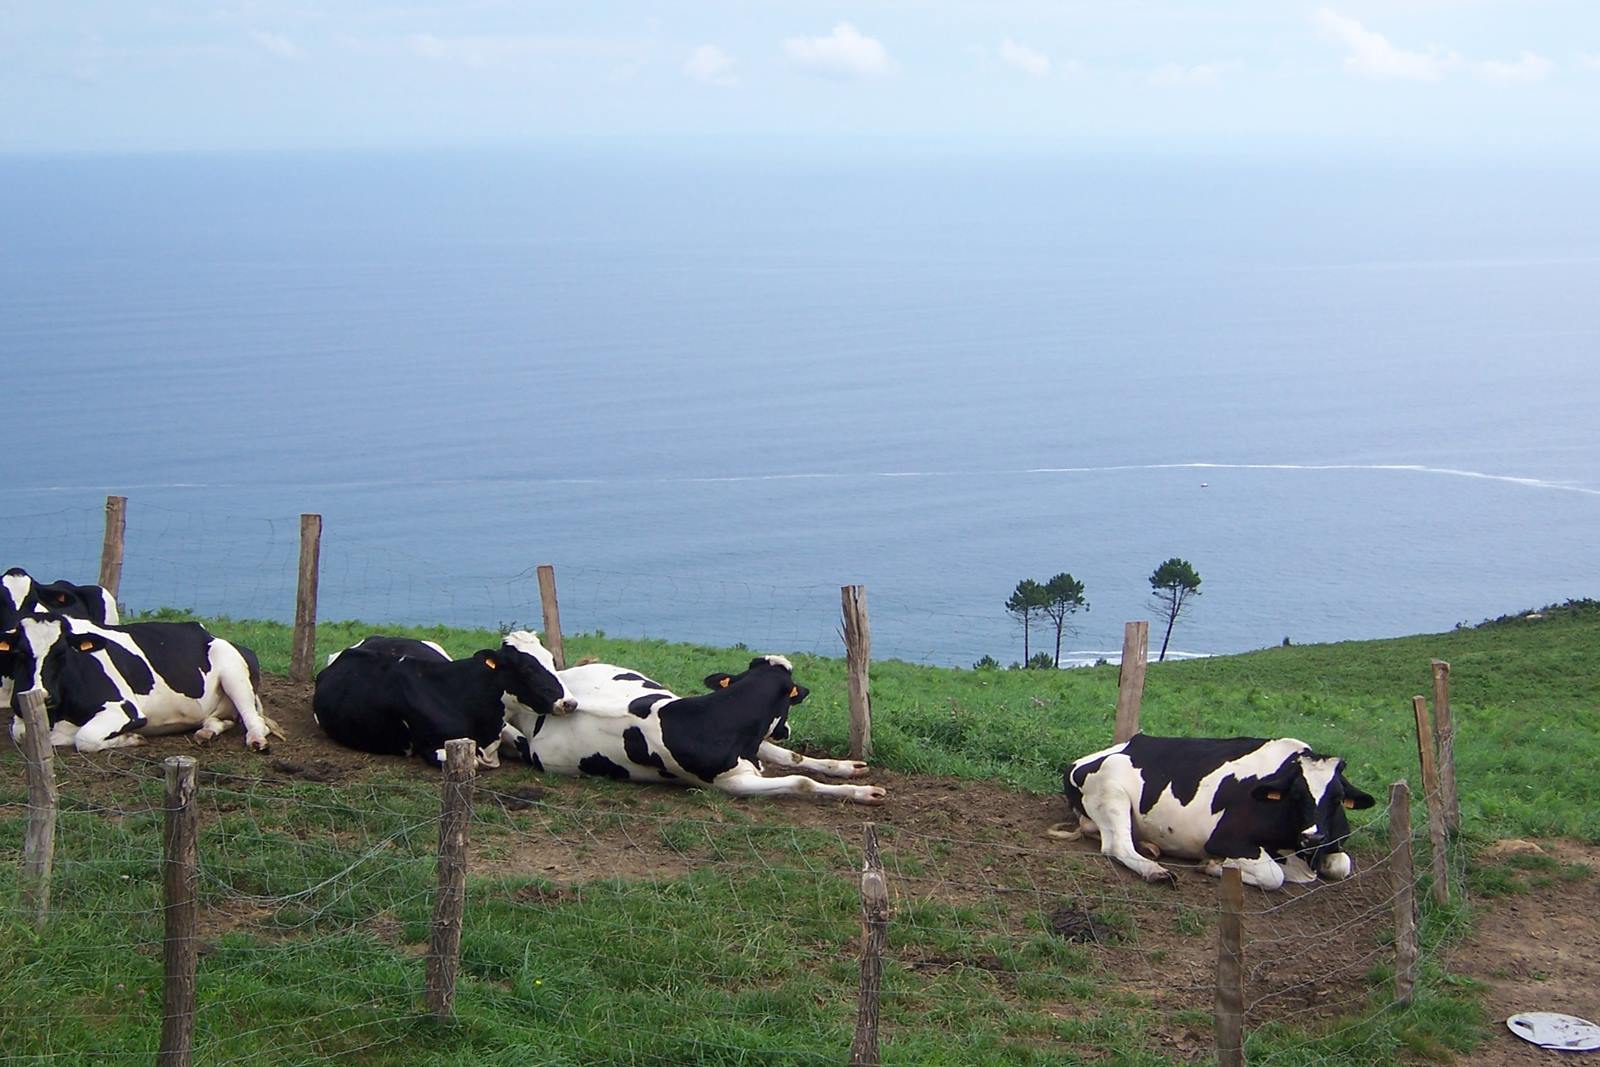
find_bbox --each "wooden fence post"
[536,565,565,671]
[1389,781,1418,1006]
[426,739,476,1020]
[1215,865,1247,1067]
[290,514,322,683]
[1412,696,1449,905]
[1114,621,1148,743]
[1431,660,1459,836]
[842,585,872,762]
[18,689,58,930]
[160,756,199,1067]
[850,822,888,1067]
[99,494,127,601]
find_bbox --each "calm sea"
[3,147,1597,667]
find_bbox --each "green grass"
[4,601,1596,1064]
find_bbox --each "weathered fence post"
[1114,621,1149,743]
[1215,865,1247,1067]
[536,565,565,671]
[1389,781,1418,1006]
[1431,660,1459,836]
[842,585,872,761]
[426,739,476,1020]
[18,689,58,930]
[289,513,322,683]
[98,494,127,601]
[160,756,199,1067]
[850,822,888,1067]
[1412,695,1450,905]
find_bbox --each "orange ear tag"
[1264,790,1282,801]
[0,640,10,652]
[1342,798,1357,809]
[789,686,799,698]
[719,677,730,688]
[484,656,498,670]
[78,640,95,652]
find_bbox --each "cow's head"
[477,631,577,768]
[1254,752,1374,858]
[5,617,107,720]
[703,654,807,742]
[0,569,34,632]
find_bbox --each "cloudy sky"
[3,1,1597,154]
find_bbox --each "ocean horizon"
[4,147,1597,667]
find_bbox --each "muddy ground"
[7,672,1598,1064]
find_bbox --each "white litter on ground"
[1506,1012,1600,1052]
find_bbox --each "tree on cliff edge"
[1005,579,1048,665]
[1149,558,1202,662]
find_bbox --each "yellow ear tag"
[719,677,730,688]
[1342,798,1357,809]
[78,640,95,652]
[1265,790,1282,801]
[484,656,498,670]
[789,686,799,698]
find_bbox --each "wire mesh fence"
[3,745,1468,1067]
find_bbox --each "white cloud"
[1313,9,1458,82]
[783,23,894,80]
[998,38,1050,78]
[1471,50,1553,83]
[1583,54,1600,71]
[1149,62,1228,87]
[684,44,737,87]
[249,30,305,62]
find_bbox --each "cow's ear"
[1251,779,1292,802]
[704,673,733,690]
[1340,781,1376,810]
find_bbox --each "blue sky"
[3,1,1597,154]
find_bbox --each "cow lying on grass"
[3,615,278,752]
[313,631,574,770]
[1056,735,1375,890]
[1,567,121,716]
[503,654,884,804]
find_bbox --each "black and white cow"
[502,654,884,803]
[313,631,575,770]
[3,615,277,752]
[1,567,121,714]
[1058,735,1375,890]
[1,568,120,630]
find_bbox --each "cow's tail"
[1045,823,1084,841]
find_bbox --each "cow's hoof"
[1136,841,1163,860]
[246,735,271,753]
[192,730,217,745]
[1144,867,1176,885]
[845,761,870,778]
[860,787,888,805]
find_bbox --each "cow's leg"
[192,715,237,744]
[1080,791,1172,883]
[72,706,148,752]
[215,653,271,751]
[758,741,869,778]
[1317,851,1354,881]
[1279,854,1318,884]
[714,766,886,805]
[1204,850,1286,891]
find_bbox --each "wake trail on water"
[16,462,1600,498]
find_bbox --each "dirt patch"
[1446,840,1600,1065]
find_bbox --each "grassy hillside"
[177,598,1600,842]
[5,604,1593,1066]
